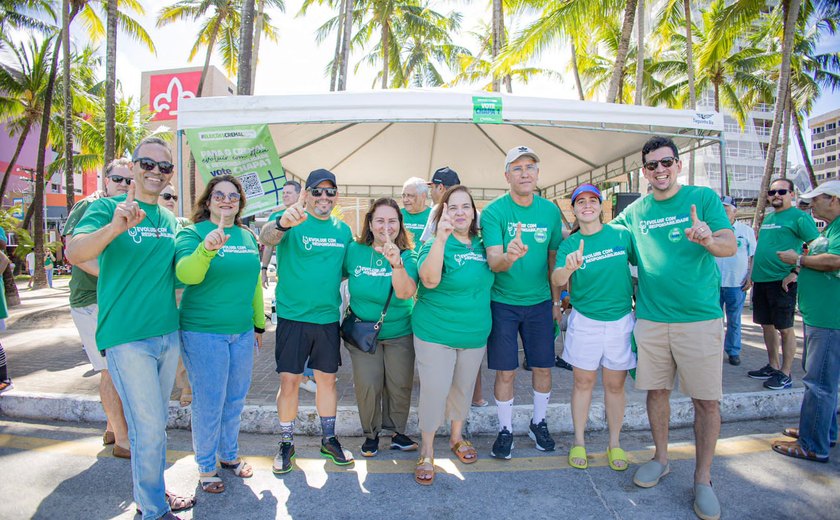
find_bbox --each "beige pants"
[347,334,415,439]
[414,337,486,433]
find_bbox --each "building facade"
[809,108,840,183]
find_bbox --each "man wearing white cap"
[482,145,564,458]
[772,180,840,463]
[716,196,756,366]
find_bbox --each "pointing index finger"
[297,190,308,208]
[516,223,522,241]
[125,182,135,203]
[690,204,699,225]
[578,239,585,254]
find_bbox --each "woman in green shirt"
[175,175,265,493]
[412,186,494,485]
[343,198,419,458]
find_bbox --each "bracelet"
[553,301,563,307]
[261,266,268,270]
[254,326,265,334]
[275,217,290,233]
[795,255,802,269]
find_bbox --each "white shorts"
[70,304,107,372]
[562,309,636,372]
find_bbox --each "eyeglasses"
[159,193,178,201]
[509,164,538,175]
[767,189,790,196]
[107,175,131,185]
[211,191,241,203]
[401,193,417,199]
[643,157,677,171]
[310,187,337,198]
[134,157,175,174]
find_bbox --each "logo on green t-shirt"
[453,251,487,266]
[506,222,549,243]
[127,225,175,243]
[668,228,683,242]
[302,235,346,251]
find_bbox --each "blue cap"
[306,168,337,190]
[571,183,602,204]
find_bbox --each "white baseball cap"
[505,146,540,169]
[799,180,840,200]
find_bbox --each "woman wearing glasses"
[175,175,264,493]
[344,198,419,457]
[412,186,494,485]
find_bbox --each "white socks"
[495,398,513,432]
[533,390,550,424]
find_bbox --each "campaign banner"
[185,124,286,217]
[473,96,503,124]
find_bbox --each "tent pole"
[177,130,184,217]
[719,137,728,195]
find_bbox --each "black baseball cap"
[429,167,460,187]
[305,168,337,190]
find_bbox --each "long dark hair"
[191,175,247,227]
[358,197,413,251]
[432,185,480,237]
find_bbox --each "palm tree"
[306,0,358,90]
[606,0,638,103]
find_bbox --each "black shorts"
[752,280,797,330]
[275,318,341,374]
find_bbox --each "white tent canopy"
[177,90,725,200]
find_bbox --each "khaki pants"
[347,334,415,439]
[414,337,486,433]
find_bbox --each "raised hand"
[204,213,231,251]
[505,223,528,263]
[111,182,145,233]
[685,204,713,246]
[437,205,454,237]
[564,239,585,271]
[374,232,402,268]
[279,190,308,228]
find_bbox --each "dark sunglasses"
[310,187,337,198]
[211,190,241,203]
[107,175,131,185]
[643,157,677,171]
[767,189,789,196]
[159,193,178,201]
[134,157,175,174]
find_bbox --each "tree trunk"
[237,0,256,96]
[380,21,389,89]
[250,0,265,93]
[634,0,644,105]
[62,0,75,214]
[104,0,117,170]
[606,0,638,103]
[779,89,792,178]
[685,0,696,186]
[330,0,345,91]
[713,81,720,113]
[753,0,800,234]
[338,0,353,90]
[793,111,818,189]
[0,120,33,203]
[571,43,584,100]
[491,0,501,92]
[499,5,511,93]
[3,267,20,307]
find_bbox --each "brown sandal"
[414,457,434,486]
[450,440,478,464]
[783,427,837,447]
[220,459,253,478]
[199,475,225,494]
[136,491,196,516]
[772,440,829,463]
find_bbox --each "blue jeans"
[181,330,255,474]
[719,287,746,356]
[797,325,840,458]
[106,331,180,520]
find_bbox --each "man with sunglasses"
[62,158,133,460]
[613,136,735,520]
[259,168,354,474]
[66,137,193,520]
[749,178,820,391]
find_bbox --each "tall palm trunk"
[250,0,265,93]
[237,0,256,95]
[62,0,75,213]
[380,21,389,89]
[330,0,345,91]
[0,120,33,202]
[634,0,644,105]
[491,0,502,92]
[753,0,800,233]
[779,90,792,178]
[606,0,638,103]
[792,111,818,188]
[685,0,696,186]
[499,5,511,93]
[338,0,353,90]
[104,0,117,169]
[571,43,584,101]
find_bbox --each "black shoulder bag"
[340,286,395,355]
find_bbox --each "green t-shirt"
[555,224,636,322]
[798,217,840,330]
[401,207,431,252]
[612,185,730,323]
[73,194,180,350]
[0,227,6,319]
[412,235,494,348]
[480,193,563,306]
[64,195,101,308]
[343,241,418,339]
[275,213,353,324]
[753,207,820,282]
[176,221,261,334]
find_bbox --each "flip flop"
[607,447,629,471]
[415,457,434,486]
[772,440,829,463]
[568,445,588,469]
[220,459,254,478]
[450,440,478,464]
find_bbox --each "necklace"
[145,209,163,238]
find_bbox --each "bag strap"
[374,286,395,329]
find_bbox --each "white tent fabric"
[177,90,724,198]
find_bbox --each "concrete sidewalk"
[0,278,809,436]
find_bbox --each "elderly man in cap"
[259,168,354,474]
[420,166,462,242]
[716,196,756,366]
[772,180,840,463]
[482,145,564,458]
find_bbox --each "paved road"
[1,417,838,519]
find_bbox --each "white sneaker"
[300,379,317,393]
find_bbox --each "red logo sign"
[149,71,201,121]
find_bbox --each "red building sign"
[148,71,201,121]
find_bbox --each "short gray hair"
[402,176,429,196]
[132,136,171,160]
[104,158,132,176]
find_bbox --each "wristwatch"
[275,217,291,233]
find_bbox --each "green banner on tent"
[472,96,503,124]
[185,124,286,217]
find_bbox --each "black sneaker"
[728,355,741,366]
[763,371,792,390]
[272,442,296,474]
[748,364,776,380]
[361,437,379,457]
[490,427,514,460]
[528,419,556,452]
[390,433,418,451]
[555,355,573,371]
[321,436,354,465]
